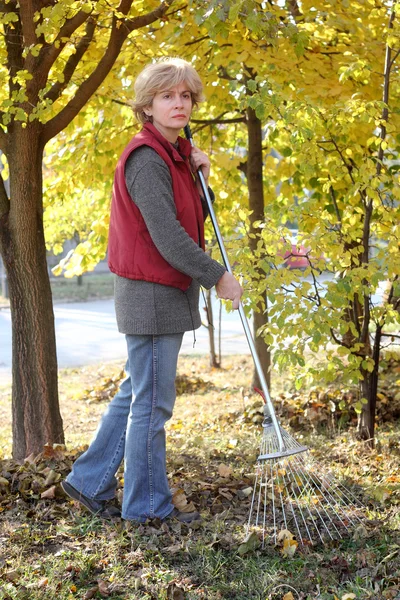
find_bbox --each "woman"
[62,58,243,523]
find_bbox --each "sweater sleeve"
[124,148,226,289]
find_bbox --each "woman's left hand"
[190,146,210,184]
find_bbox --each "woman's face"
[144,81,193,142]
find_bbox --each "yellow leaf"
[277,529,294,542]
[283,593,295,600]
[281,538,298,558]
[341,594,356,600]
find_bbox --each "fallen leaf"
[352,523,369,541]
[167,582,185,599]
[237,531,261,555]
[165,543,183,555]
[42,444,57,459]
[24,452,36,464]
[283,593,295,600]
[218,488,233,500]
[44,469,61,486]
[277,529,295,543]
[341,594,356,600]
[237,486,253,499]
[84,586,99,599]
[218,464,232,478]
[171,488,196,513]
[41,485,56,499]
[97,579,110,596]
[281,538,298,558]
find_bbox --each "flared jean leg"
[122,333,183,521]
[66,361,133,501]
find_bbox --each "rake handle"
[184,124,285,450]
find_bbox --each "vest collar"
[143,122,191,162]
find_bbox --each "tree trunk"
[0,125,64,459]
[246,106,271,390]
[357,327,381,446]
[205,288,220,368]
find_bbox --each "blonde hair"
[132,58,204,124]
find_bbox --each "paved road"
[0,295,249,385]
[1,274,388,386]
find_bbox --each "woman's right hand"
[215,271,243,310]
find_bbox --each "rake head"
[258,415,308,459]
[247,419,364,546]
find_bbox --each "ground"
[0,355,399,600]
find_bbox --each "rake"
[184,125,364,546]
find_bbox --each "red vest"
[108,123,205,291]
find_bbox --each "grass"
[0,273,114,307]
[0,355,399,599]
[50,273,114,303]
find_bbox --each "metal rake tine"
[269,461,277,545]
[296,453,364,522]
[282,459,328,544]
[247,464,261,533]
[262,462,270,547]
[272,459,289,533]
[294,455,358,531]
[324,476,365,517]
[285,458,339,541]
[286,458,341,537]
[254,465,263,527]
[290,457,349,536]
[278,461,313,543]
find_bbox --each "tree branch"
[329,184,342,230]
[185,34,209,46]
[191,116,246,125]
[44,16,97,104]
[384,277,395,305]
[19,0,39,46]
[42,1,173,144]
[328,135,356,185]
[381,332,400,339]
[1,1,24,96]
[330,327,350,348]
[286,0,303,21]
[376,10,396,178]
[38,10,92,76]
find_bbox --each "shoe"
[165,507,201,524]
[61,481,121,519]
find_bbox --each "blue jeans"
[66,332,183,521]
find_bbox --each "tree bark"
[205,288,220,368]
[246,106,271,390]
[0,124,64,459]
[357,326,381,446]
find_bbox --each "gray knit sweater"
[114,145,226,335]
